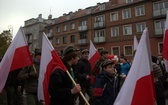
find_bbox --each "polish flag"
[88,40,101,71]
[0,27,33,92]
[162,11,168,72]
[38,33,67,105]
[114,28,155,105]
[133,35,138,51]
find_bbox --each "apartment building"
[24,14,53,52]
[45,0,168,60]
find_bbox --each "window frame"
[111,46,120,56]
[111,27,119,37]
[136,22,146,33]
[110,11,118,22]
[123,24,132,35]
[135,5,145,16]
[122,8,131,19]
[124,45,133,56]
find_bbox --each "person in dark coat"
[93,59,118,105]
[17,51,42,105]
[75,49,93,105]
[48,45,81,105]
[152,62,168,105]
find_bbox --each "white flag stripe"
[38,33,54,101]
[88,40,97,60]
[133,35,138,51]
[114,28,152,105]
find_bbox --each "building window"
[124,45,133,56]
[95,30,105,37]
[71,23,75,30]
[86,8,91,14]
[47,29,52,37]
[136,22,146,33]
[80,33,87,39]
[55,37,59,45]
[95,15,105,22]
[63,25,67,31]
[158,42,163,54]
[123,25,132,35]
[100,4,105,10]
[126,0,133,3]
[70,35,75,42]
[135,5,145,16]
[111,27,119,37]
[80,20,87,26]
[122,8,131,19]
[63,36,67,44]
[154,1,168,11]
[155,20,165,29]
[56,26,60,33]
[111,46,120,56]
[110,11,118,21]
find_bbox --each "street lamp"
[8,25,13,36]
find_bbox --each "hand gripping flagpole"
[66,70,90,105]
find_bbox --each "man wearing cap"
[48,45,81,105]
[93,59,118,105]
[18,50,42,105]
[75,49,93,105]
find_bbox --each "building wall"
[45,0,167,61]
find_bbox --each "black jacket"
[93,71,118,105]
[48,60,75,105]
[75,58,91,88]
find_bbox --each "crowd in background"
[0,45,168,105]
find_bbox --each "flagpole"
[66,70,90,105]
[32,64,37,73]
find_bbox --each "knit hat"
[152,63,162,78]
[63,45,79,56]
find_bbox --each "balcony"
[78,25,88,32]
[78,39,88,45]
[94,21,105,29]
[94,37,105,43]
[153,8,168,17]
[155,28,164,37]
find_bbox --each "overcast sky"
[0,0,108,37]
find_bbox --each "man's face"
[82,53,89,60]
[72,56,80,65]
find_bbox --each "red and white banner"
[133,35,138,51]
[162,11,168,72]
[0,27,32,92]
[88,40,101,71]
[114,28,155,105]
[38,33,67,105]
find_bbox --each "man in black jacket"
[49,45,81,105]
[75,49,93,105]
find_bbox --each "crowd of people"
[0,45,168,105]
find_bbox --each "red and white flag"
[114,28,155,105]
[88,40,101,71]
[162,11,168,72]
[0,27,32,92]
[133,35,138,51]
[38,33,67,105]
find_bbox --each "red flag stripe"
[10,46,32,71]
